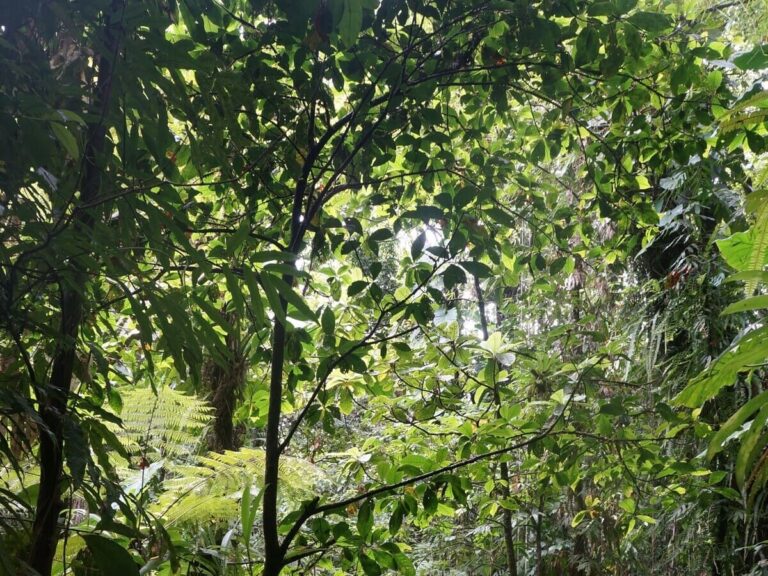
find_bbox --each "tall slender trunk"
[262,318,287,576]
[569,283,588,575]
[27,6,120,574]
[475,276,517,576]
[262,154,308,576]
[536,495,543,576]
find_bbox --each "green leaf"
[736,405,768,487]
[251,251,298,263]
[460,260,493,278]
[401,205,444,222]
[717,231,764,271]
[410,231,426,260]
[588,2,616,16]
[442,264,466,290]
[676,326,768,407]
[51,122,79,158]
[707,390,768,460]
[370,228,394,242]
[241,482,263,538]
[321,306,336,335]
[575,27,600,67]
[623,23,643,59]
[339,0,363,46]
[348,280,369,297]
[619,498,636,514]
[259,271,287,324]
[722,295,768,315]
[571,510,587,527]
[243,267,267,325]
[733,45,768,70]
[359,553,382,576]
[627,11,672,33]
[422,487,437,514]
[389,503,404,535]
[63,416,88,488]
[81,534,140,576]
[727,270,768,285]
[357,499,374,537]
[339,387,353,415]
[260,271,317,321]
[228,219,251,254]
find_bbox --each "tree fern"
[112,387,212,461]
[111,387,322,528]
[152,448,323,526]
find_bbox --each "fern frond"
[108,388,322,527]
[110,387,212,460]
[155,492,239,526]
[719,90,768,133]
[720,109,768,133]
[150,448,323,526]
[745,190,768,294]
[733,90,768,114]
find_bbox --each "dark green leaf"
[627,11,672,33]
[81,535,140,576]
[339,0,363,46]
[575,27,600,67]
[357,499,374,537]
[411,231,426,260]
[348,280,369,297]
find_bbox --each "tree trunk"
[205,311,245,452]
[475,276,517,576]
[500,461,518,576]
[26,5,120,574]
[568,283,589,576]
[29,288,81,575]
[536,503,543,576]
[262,318,287,576]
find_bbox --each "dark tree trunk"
[500,461,518,576]
[26,5,120,574]
[262,318,287,576]
[29,288,81,575]
[475,276,517,576]
[204,311,245,452]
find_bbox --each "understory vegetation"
[2,0,768,574]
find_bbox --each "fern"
[718,91,768,134]
[110,387,212,461]
[152,448,323,526]
[744,189,768,294]
[110,387,322,528]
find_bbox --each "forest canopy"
[1,0,768,575]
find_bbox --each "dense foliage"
[1,0,768,574]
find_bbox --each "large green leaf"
[339,0,363,46]
[675,326,768,408]
[80,535,140,576]
[722,295,768,315]
[733,44,768,70]
[735,404,768,488]
[707,389,768,460]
